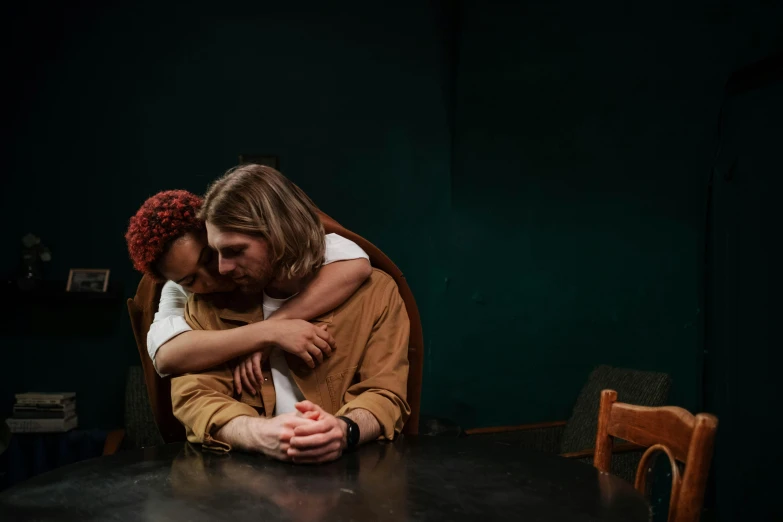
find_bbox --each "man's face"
[206,222,276,294]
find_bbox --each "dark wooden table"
[0,436,650,521]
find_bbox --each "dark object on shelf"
[16,234,51,292]
[16,258,42,292]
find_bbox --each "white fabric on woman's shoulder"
[324,233,369,264]
[147,280,192,377]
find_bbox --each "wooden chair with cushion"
[120,210,424,448]
[594,389,718,522]
[464,365,672,483]
[103,366,165,455]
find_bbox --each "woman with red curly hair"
[126,190,229,293]
[126,190,372,394]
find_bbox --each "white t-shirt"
[147,233,369,376]
[262,294,306,414]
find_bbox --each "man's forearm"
[214,415,259,452]
[344,408,381,445]
[156,323,276,375]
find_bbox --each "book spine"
[5,417,78,433]
[12,410,76,419]
[15,394,76,401]
[15,399,76,407]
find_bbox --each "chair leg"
[103,429,125,456]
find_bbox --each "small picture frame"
[238,154,279,169]
[66,269,110,293]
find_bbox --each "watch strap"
[337,415,360,450]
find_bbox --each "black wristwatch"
[337,416,360,450]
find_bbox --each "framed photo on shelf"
[66,269,110,292]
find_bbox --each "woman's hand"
[234,320,336,395]
[234,350,266,396]
[267,319,335,368]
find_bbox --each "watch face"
[347,423,360,446]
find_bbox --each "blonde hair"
[200,164,325,280]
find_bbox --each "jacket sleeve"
[335,277,411,439]
[171,295,259,452]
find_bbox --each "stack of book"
[5,392,78,433]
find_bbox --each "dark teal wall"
[441,1,783,431]
[2,0,782,456]
[0,1,452,428]
[708,74,783,522]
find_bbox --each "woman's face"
[157,231,237,294]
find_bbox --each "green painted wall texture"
[2,5,782,499]
[708,80,783,522]
[438,1,782,430]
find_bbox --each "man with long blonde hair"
[170,165,410,464]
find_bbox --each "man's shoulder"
[321,268,403,326]
[368,267,395,284]
[341,268,401,310]
[364,268,398,295]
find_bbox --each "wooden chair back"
[127,209,424,442]
[594,389,718,522]
[317,211,424,435]
[127,279,185,443]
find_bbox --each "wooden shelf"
[1,279,125,336]
[8,280,123,302]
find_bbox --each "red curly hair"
[125,190,205,280]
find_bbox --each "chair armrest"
[464,421,567,435]
[560,442,645,459]
[103,429,126,456]
[464,421,568,454]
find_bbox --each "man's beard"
[237,264,275,295]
